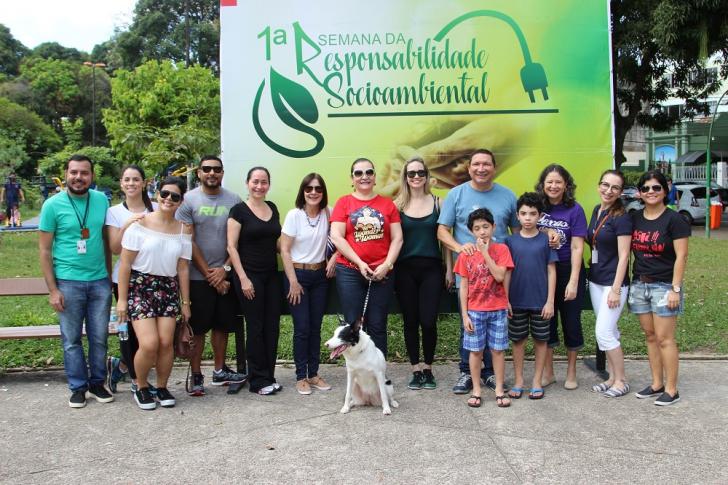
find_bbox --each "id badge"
[77,239,87,255]
[591,249,598,264]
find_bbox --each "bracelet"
[181,299,191,306]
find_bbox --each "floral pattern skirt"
[127,270,180,321]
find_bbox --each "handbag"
[174,316,195,359]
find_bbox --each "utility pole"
[83,61,106,146]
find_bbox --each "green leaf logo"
[252,67,325,158]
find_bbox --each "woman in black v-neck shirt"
[227,166,282,395]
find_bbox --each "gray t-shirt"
[176,187,242,280]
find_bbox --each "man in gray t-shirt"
[176,156,246,395]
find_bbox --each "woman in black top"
[227,166,282,395]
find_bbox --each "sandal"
[603,383,630,398]
[495,395,511,408]
[591,382,612,393]
[467,395,482,408]
[508,387,524,399]
[541,376,556,388]
[528,388,545,400]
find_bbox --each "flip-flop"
[467,395,482,408]
[508,387,524,399]
[591,382,611,393]
[603,383,630,398]
[529,388,545,400]
[541,376,556,388]
[495,395,511,408]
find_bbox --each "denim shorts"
[463,310,508,352]
[628,281,683,317]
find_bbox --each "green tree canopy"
[31,42,86,62]
[0,24,29,77]
[103,60,220,175]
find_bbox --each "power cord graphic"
[434,10,549,103]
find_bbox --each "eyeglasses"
[406,170,428,179]
[200,166,223,173]
[640,184,663,193]
[159,189,182,203]
[304,185,324,194]
[598,181,622,193]
[352,169,375,178]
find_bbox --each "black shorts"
[189,279,244,335]
[508,309,550,342]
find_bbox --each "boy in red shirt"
[454,208,514,408]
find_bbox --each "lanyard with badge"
[590,210,609,265]
[67,192,90,254]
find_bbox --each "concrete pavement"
[1,360,727,484]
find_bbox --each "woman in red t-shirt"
[330,158,403,357]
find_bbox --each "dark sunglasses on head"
[406,170,428,179]
[352,169,375,177]
[640,184,663,193]
[304,185,324,194]
[159,189,182,202]
[200,166,223,173]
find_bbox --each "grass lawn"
[1,230,726,370]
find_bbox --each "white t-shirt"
[281,207,330,264]
[122,222,192,277]
[106,202,157,283]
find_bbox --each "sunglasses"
[159,189,182,203]
[406,170,428,179]
[352,169,375,178]
[640,184,663,193]
[598,181,622,193]
[304,185,324,194]
[200,166,223,173]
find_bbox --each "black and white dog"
[325,318,399,415]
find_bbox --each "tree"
[19,58,81,130]
[612,0,728,167]
[31,42,86,62]
[0,24,29,77]
[103,60,220,175]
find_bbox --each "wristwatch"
[672,285,681,293]
[223,264,232,272]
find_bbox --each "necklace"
[305,210,321,227]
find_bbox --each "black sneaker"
[188,373,205,396]
[654,391,680,406]
[69,390,87,408]
[408,371,424,390]
[212,366,248,386]
[452,372,473,394]
[88,384,114,403]
[156,387,176,408]
[635,385,665,399]
[422,369,437,390]
[134,387,157,410]
[483,375,496,392]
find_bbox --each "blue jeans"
[284,268,329,380]
[457,294,493,377]
[57,278,112,392]
[335,264,394,358]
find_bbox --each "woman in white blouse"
[117,176,192,411]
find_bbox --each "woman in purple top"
[535,164,587,390]
[587,170,632,398]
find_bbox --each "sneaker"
[156,387,176,407]
[408,371,424,390]
[635,385,665,399]
[308,376,331,391]
[88,384,114,403]
[452,372,473,394]
[134,387,157,410]
[483,375,496,392]
[69,390,86,408]
[106,356,127,393]
[257,384,277,395]
[422,369,437,390]
[296,379,312,395]
[212,366,248,386]
[654,391,680,406]
[131,382,159,397]
[188,373,205,397]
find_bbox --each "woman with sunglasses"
[105,165,157,394]
[587,170,632,398]
[281,173,338,395]
[227,166,282,395]
[629,170,689,406]
[117,176,192,410]
[330,158,403,357]
[393,158,452,390]
[535,164,587,390]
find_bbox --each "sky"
[0,0,137,53]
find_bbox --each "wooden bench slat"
[0,324,118,340]
[0,278,49,296]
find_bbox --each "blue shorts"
[628,281,683,317]
[463,310,509,352]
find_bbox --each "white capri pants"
[588,281,628,351]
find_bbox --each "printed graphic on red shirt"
[351,206,385,243]
[453,243,513,311]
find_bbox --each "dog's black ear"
[337,314,346,326]
[351,317,363,333]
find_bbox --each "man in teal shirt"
[39,155,114,408]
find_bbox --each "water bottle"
[117,320,129,342]
[109,306,118,328]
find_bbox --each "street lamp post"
[83,61,106,146]
[705,88,728,239]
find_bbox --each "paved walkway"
[1,360,727,484]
